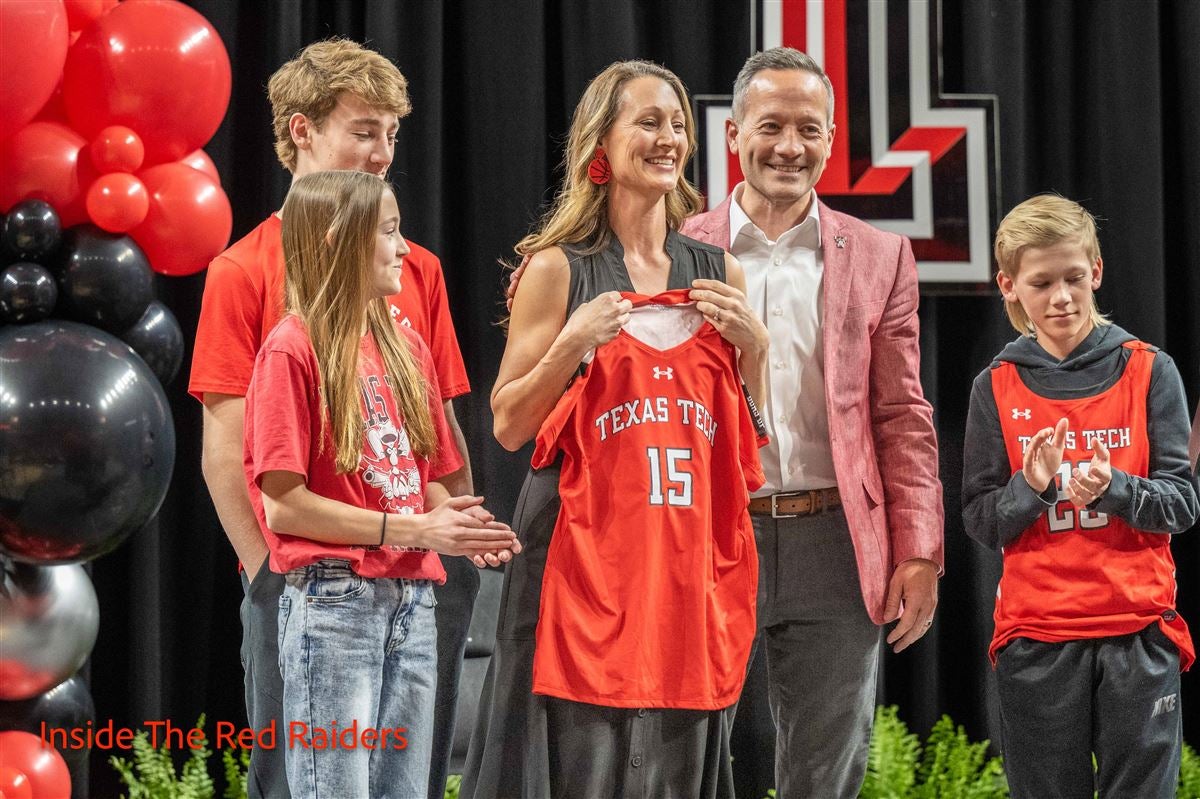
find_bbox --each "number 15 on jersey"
[646,447,694,507]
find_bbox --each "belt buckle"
[771,491,800,519]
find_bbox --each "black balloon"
[0,321,175,563]
[0,674,95,799]
[54,225,153,333]
[1,200,62,262]
[0,262,58,324]
[120,300,184,385]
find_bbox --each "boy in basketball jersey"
[961,194,1198,798]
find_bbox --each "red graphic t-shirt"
[991,341,1193,670]
[243,315,462,580]
[530,290,766,710]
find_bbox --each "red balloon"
[0,0,70,141]
[179,149,220,183]
[62,0,231,165]
[0,766,33,799]
[86,173,149,232]
[0,732,69,799]
[90,126,145,173]
[33,83,69,126]
[63,0,106,31]
[0,122,95,226]
[130,163,231,276]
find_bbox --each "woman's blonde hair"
[993,193,1110,336]
[281,170,435,473]
[516,60,704,256]
[268,38,412,173]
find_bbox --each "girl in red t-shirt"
[244,170,519,798]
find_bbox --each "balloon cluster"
[1,201,184,384]
[0,0,233,276]
[0,1,229,795]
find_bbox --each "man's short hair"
[267,38,412,173]
[732,47,834,126]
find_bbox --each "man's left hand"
[883,558,939,653]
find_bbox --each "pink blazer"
[681,195,944,623]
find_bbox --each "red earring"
[588,147,611,185]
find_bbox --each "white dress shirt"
[729,184,837,494]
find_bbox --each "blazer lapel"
[701,194,735,250]
[820,202,852,366]
[816,202,854,405]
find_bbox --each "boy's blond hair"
[267,38,411,173]
[993,193,1110,336]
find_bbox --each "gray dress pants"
[748,507,882,799]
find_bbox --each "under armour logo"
[652,366,673,380]
[1151,693,1177,717]
[1011,408,1031,420]
[834,236,846,249]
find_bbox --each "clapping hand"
[1023,417,1068,493]
[1066,439,1111,509]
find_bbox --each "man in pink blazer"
[681,48,944,798]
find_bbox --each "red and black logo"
[694,0,1000,290]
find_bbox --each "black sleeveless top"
[562,228,726,315]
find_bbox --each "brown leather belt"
[748,487,841,518]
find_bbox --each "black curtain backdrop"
[86,1,1199,795]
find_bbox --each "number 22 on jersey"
[1047,459,1108,532]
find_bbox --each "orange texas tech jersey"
[991,341,1193,670]
[530,289,767,710]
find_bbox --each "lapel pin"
[834,235,846,249]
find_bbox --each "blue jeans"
[278,559,437,799]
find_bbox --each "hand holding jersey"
[687,277,758,348]
[560,290,633,352]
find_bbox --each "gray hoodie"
[962,323,1199,552]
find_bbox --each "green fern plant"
[911,715,1006,799]
[858,706,1007,799]
[1179,741,1200,799]
[860,705,921,799]
[109,715,248,799]
[222,746,250,799]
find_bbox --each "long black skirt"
[460,463,736,799]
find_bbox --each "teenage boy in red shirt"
[189,39,475,799]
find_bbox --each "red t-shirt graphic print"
[244,316,462,580]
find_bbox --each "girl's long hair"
[516,60,703,257]
[281,170,436,473]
